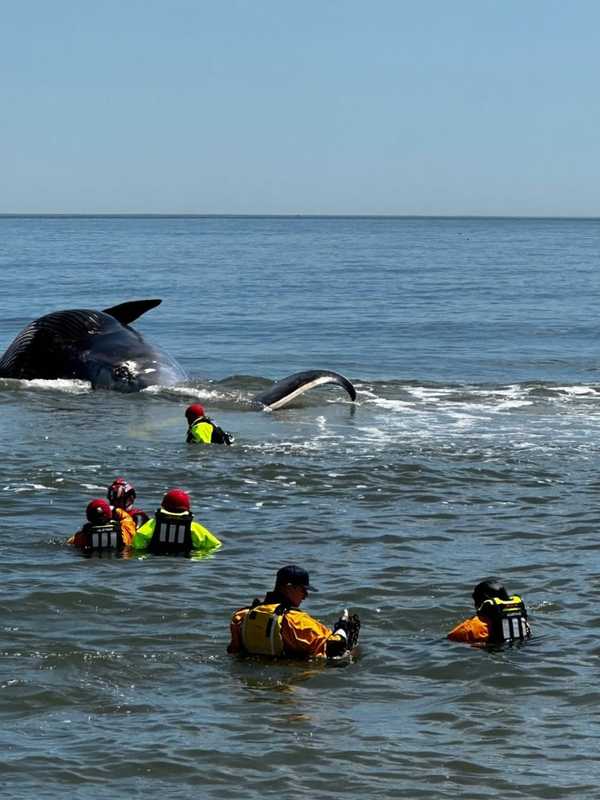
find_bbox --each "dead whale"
[0,299,356,407]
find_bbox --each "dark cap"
[275,565,318,592]
[473,576,509,608]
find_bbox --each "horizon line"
[1,213,600,220]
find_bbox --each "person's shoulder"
[448,614,490,642]
[285,608,321,627]
[137,517,155,534]
[231,606,250,623]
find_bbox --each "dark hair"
[472,577,510,608]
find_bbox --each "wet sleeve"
[131,519,155,549]
[447,615,490,643]
[282,611,341,658]
[114,508,136,546]
[191,521,222,552]
[227,609,248,654]
[210,425,233,445]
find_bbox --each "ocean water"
[1,215,600,799]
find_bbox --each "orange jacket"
[68,508,136,548]
[228,604,345,658]
[447,614,491,644]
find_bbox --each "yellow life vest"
[240,603,286,656]
[189,420,213,444]
[479,595,530,642]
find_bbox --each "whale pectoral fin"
[254,370,357,411]
[102,299,162,326]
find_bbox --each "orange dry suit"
[68,508,136,551]
[228,591,347,659]
[448,595,531,644]
[114,506,149,529]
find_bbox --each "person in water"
[68,498,136,552]
[447,577,531,645]
[185,404,234,445]
[107,477,149,528]
[228,565,360,659]
[131,488,221,554]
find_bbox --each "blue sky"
[1,1,599,215]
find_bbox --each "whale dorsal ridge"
[102,299,162,326]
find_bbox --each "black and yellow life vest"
[81,521,123,551]
[240,602,287,657]
[148,509,193,553]
[479,595,530,643]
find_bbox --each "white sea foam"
[20,378,91,393]
[3,483,57,492]
[143,385,230,402]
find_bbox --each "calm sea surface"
[1,216,600,799]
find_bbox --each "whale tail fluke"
[254,370,356,411]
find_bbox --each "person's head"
[161,488,191,513]
[274,564,318,607]
[107,477,136,510]
[86,498,112,524]
[185,404,205,424]
[472,577,510,609]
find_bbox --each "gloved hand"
[332,609,361,649]
[333,613,350,642]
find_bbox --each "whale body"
[0,299,357,406]
[0,299,186,392]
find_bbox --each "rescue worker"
[228,565,360,659]
[448,577,531,645]
[131,487,221,554]
[185,403,233,445]
[68,498,136,552]
[107,476,149,528]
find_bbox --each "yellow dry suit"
[479,595,530,643]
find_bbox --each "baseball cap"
[275,564,318,592]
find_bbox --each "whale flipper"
[254,370,357,410]
[102,299,162,326]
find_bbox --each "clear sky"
[2,1,599,215]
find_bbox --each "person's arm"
[131,518,155,549]
[190,520,222,552]
[114,508,136,546]
[282,611,345,658]
[210,424,234,445]
[447,615,490,643]
[67,530,81,546]
[227,609,247,653]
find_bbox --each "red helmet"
[107,477,136,510]
[86,498,112,523]
[185,404,205,423]
[162,488,191,513]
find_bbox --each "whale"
[0,299,357,407]
[0,299,187,392]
